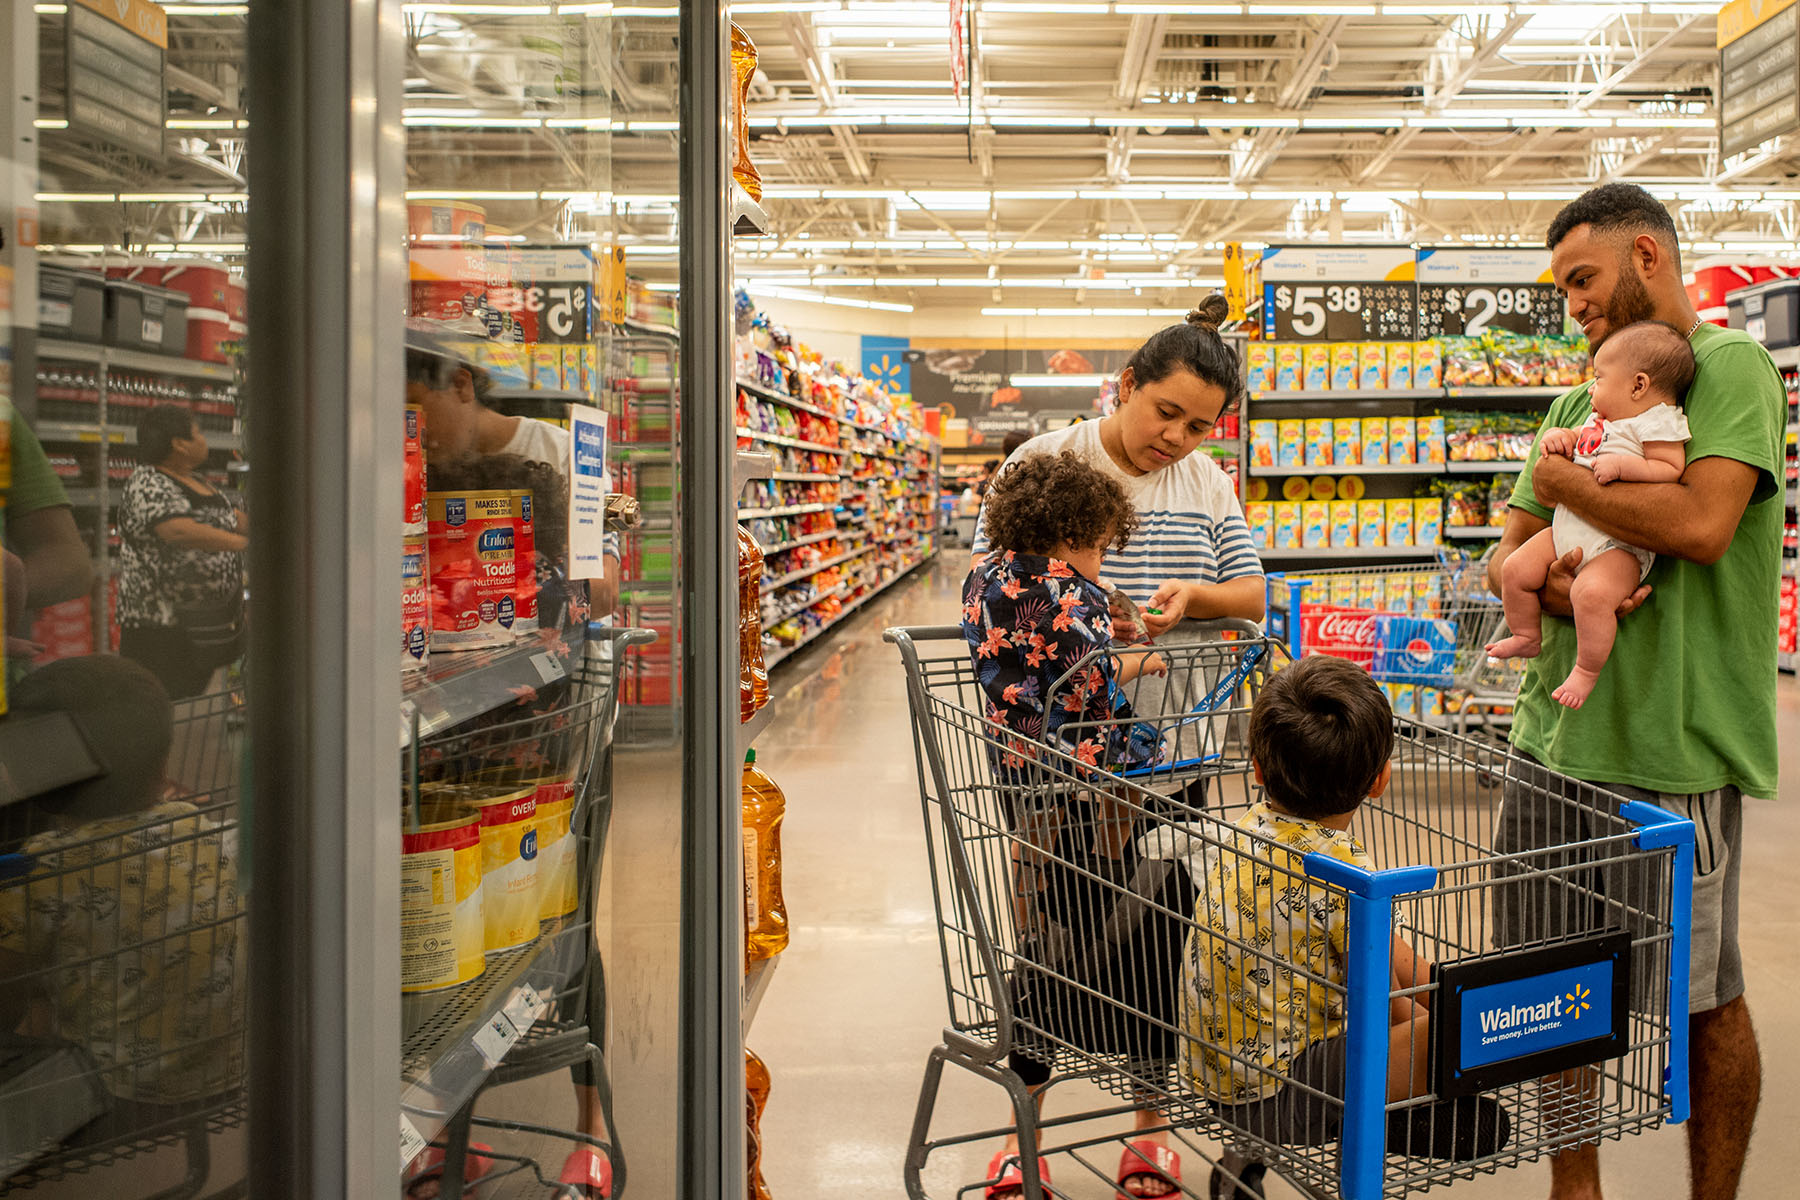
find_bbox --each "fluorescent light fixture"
[172,242,247,253]
[730,1,838,10]
[207,192,249,203]
[1301,116,1401,129]
[405,189,540,199]
[1009,373,1112,387]
[35,192,114,203]
[1212,116,1302,129]
[1407,115,1509,128]
[1505,189,1583,201]
[769,114,884,127]
[168,118,241,129]
[33,5,68,13]
[1421,189,1505,200]
[745,284,913,312]
[1510,113,1614,128]
[33,119,69,130]
[1116,2,1233,11]
[1250,189,1334,201]
[1260,3,1375,11]
[403,113,544,128]
[1615,117,1716,128]
[403,3,553,12]
[988,115,1094,127]
[544,117,618,129]
[992,189,1081,200]
[118,192,210,202]
[161,4,248,12]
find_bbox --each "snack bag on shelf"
[1441,337,1493,388]
[1418,414,1446,465]
[1245,342,1276,393]
[1358,499,1386,548]
[1303,344,1331,391]
[1491,333,1545,387]
[1248,419,1278,467]
[1386,498,1414,546]
[1245,502,1272,548]
[1330,500,1358,549]
[1361,416,1389,466]
[1415,496,1444,545]
[1488,475,1513,526]
[1277,419,1304,467]
[1387,342,1414,390]
[1275,344,1303,391]
[1414,340,1443,389]
[1301,501,1330,549]
[1444,479,1487,527]
[1304,418,1333,467]
[1543,335,1589,387]
[1333,420,1361,467]
[1332,342,1359,391]
[1358,343,1387,389]
[1273,502,1302,549]
[1388,416,1417,466]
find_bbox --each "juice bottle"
[746,1048,773,1200]
[738,527,769,719]
[742,750,789,964]
[729,24,763,201]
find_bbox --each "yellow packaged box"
[1331,342,1359,390]
[1275,344,1303,391]
[1245,502,1273,548]
[1330,500,1358,549]
[530,343,563,390]
[1358,500,1386,547]
[1273,502,1302,550]
[1303,344,1331,391]
[1301,501,1330,549]
[1304,418,1334,467]
[1358,342,1387,389]
[1386,498,1414,547]
[1415,340,1444,389]
[1386,341,1414,390]
[1415,496,1444,545]
[1333,421,1361,467]
[1388,416,1417,465]
[1277,419,1304,468]
[1361,416,1389,466]
[1356,573,1384,610]
[1418,414,1447,465]
[1245,342,1276,393]
[1248,419,1278,467]
[1331,576,1358,606]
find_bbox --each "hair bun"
[1186,292,1231,332]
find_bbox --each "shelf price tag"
[1416,247,1565,338]
[400,1114,428,1172]
[1261,245,1418,342]
[471,1007,523,1067]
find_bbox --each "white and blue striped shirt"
[972,421,1262,609]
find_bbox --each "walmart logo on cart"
[1460,962,1613,1069]
[1477,983,1590,1036]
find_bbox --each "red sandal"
[554,1145,614,1199]
[1116,1140,1180,1199]
[403,1142,494,1199]
[984,1149,1052,1199]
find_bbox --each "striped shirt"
[972,421,1262,608]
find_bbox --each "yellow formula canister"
[400,806,484,993]
[534,791,578,920]
[439,785,542,953]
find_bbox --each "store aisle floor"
[752,555,1800,1200]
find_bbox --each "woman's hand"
[1143,580,1190,638]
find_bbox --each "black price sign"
[1266,281,1417,342]
[1419,283,1564,338]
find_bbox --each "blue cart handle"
[1620,799,1696,1125]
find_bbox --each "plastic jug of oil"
[741,750,789,965]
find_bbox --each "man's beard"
[1591,268,1658,349]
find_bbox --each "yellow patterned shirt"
[1180,801,1372,1103]
[0,801,244,1104]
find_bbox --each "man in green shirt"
[1489,184,1781,1200]
[5,413,94,657]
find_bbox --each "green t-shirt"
[1507,322,1785,800]
[6,415,73,525]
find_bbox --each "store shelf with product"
[1260,546,1446,561]
[742,957,778,1038]
[736,429,847,456]
[1446,526,1506,539]
[37,336,239,382]
[1249,464,1439,478]
[740,502,833,519]
[736,377,840,422]
[1249,388,1438,403]
[764,547,872,590]
[763,582,852,629]
[1447,460,1527,474]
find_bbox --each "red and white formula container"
[402,533,430,673]
[426,490,517,649]
[404,405,427,533]
[510,488,539,634]
[400,804,485,993]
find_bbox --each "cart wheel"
[1208,1159,1267,1200]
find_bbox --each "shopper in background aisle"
[4,412,93,662]
[1487,183,1782,1200]
[967,293,1263,1200]
[117,405,247,701]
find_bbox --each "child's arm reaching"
[1592,440,1685,485]
[1113,649,1168,683]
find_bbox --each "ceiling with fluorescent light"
[25,1,1800,316]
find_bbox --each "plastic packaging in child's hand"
[1108,586,1154,646]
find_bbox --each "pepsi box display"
[1372,614,1458,686]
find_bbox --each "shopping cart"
[887,625,1694,1200]
[400,625,652,1200]
[1265,549,1528,740]
[0,682,247,1199]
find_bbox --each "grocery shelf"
[1443,385,1567,400]
[1250,463,1437,477]
[36,420,241,452]
[736,377,841,422]
[1258,545,1445,561]
[759,529,842,555]
[61,486,101,507]
[764,551,935,669]
[737,700,779,755]
[735,428,848,456]
[38,337,237,381]
[849,446,909,463]
[770,471,838,483]
[400,915,584,1157]
[762,582,850,629]
[743,956,779,1036]
[399,623,587,747]
[763,546,873,589]
[1446,461,1526,474]
[1769,345,1800,370]
[1249,388,1436,402]
[1446,526,1505,539]
[740,502,832,519]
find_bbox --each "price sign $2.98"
[1267,281,1417,341]
[1420,283,1563,338]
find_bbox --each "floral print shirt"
[961,551,1160,774]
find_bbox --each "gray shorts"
[1493,750,1742,1014]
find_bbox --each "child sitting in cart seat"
[961,450,1168,806]
[1181,656,1509,1160]
[1484,321,1694,709]
[0,656,242,1107]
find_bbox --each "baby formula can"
[533,783,578,920]
[404,405,427,533]
[511,490,539,634]
[468,785,541,953]
[400,804,485,993]
[427,490,518,649]
[402,533,430,674]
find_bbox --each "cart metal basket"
[888,624,1694,1200]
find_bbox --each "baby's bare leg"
[1554,548,1643,710]
[1485,528,1559,659]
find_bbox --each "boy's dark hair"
[405,346,466,391]
[1249,655,1394,819]
[10,656,173,820]
[136,404,198,466]
[1546,183,1681,270]
[981,450,1136,557]
[1609,321,1696,404]
[428,452,569,566]
[1122,292,1243,412]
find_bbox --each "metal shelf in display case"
[1257,546,1445,561]
[399,624,587,748]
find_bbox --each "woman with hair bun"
[968,294,1265,1200]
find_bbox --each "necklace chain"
[1686,315,1703,338]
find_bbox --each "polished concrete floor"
[750,555,1800,1200]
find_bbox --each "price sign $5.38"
[489,283,591,343]
[1267,280,1417,342]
